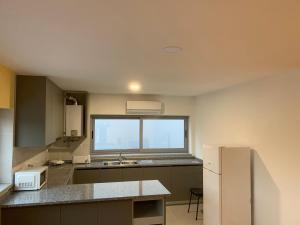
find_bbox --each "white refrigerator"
[203,146,251,225]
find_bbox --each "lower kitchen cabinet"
[142,167,172,200]
[2,205,60,225]
[99,200,132,225]
[61,203,99,225]
[170,166,203,201]
[99,168,123,182]
[73,168,101,184]
[122,168,144,181]
[2,201,132,225]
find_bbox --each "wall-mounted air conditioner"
[126,101,163,115]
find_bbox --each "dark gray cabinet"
[99,201,132,225]
[74,165,203,202]
[170,166,203,201]
[122,167,144,181]
[61,203,99,225]
[143,167,172,200]
[2,205,60,225]
[100,168,123,182]
[73,168,123,184]
[73,169,101,184]
[45,79,64,144]
[15,75,64,147]
[2,201,132,225]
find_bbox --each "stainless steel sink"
[103,160,138,166]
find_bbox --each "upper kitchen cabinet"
[15,75,64,147]
[0,65,15,109]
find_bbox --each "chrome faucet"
[118,153,126,163]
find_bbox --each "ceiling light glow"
[129,82,141,92]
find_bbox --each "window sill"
[0,183,12,199]
[91,152,194,161]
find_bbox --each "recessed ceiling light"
[162,46,182,53]
[129,82,141,92]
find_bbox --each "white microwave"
[14,166,48,191]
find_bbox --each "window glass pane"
[94,119,139,150]
[143,119,185,149]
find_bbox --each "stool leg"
[188,192,192,213]
[196,196,200,220]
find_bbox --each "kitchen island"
[1,180,170,225]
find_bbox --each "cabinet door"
[74,169,101,184]
[45,79,63,145]
[15,76,47,147]
[99,200,132,225]
[15,75,63,147]
[52,82,64,139]
[142,167,172,200]
[122,168,144,181]
[2,205,60,225]
[61,203,99,225]
[170,166,203,201]
[100,168,123,182]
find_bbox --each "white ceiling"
[1,0,300,96]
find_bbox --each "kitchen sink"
[103,160,138,166]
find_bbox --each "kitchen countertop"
[45,158,203,188]
[46,158,202,187]
[0,180,170,208]
[45,158,202,187]
[75,158,203,169]
[0,158,201,208]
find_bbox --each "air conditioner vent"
[126,101,163,115]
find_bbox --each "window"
[91,115,188,153]
[94,119,140,150]
[143,119,185,149]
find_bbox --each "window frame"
[90,115,189,154]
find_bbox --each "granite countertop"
[40,158,202,188]
[0,158,201,208]
[75,158,203,169]
[0,180,170,208]
[46,158,202,187]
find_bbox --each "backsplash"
[13,149,48,173]
[48,151,73,161]
[13,139,87,173]
[49,141,88,161]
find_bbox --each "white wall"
[195,73,300,225]
[0,109,14,183]
[74,94,196,156]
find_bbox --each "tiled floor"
[166,204,203,225]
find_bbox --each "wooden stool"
[187,188,203,220]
